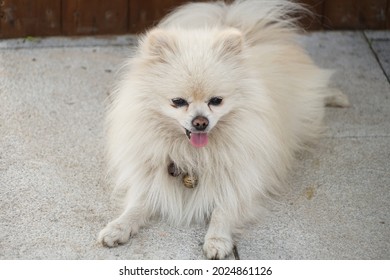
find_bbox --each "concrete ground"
[0,31,389,260]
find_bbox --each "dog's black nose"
[192,116,209,131]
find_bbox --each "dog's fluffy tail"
[159,0,308,43]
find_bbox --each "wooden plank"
[323,0,359,29]
[62,0,128,36]
[1,0,389,38]
[323,0,387,29]
[386,0,390,29]
[0,0,61,38]
[360,0,387,29]
[298,0,324,30]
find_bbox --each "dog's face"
[138,28,245,148]
[169,94,227,148]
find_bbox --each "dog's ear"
[213,28,243,56]
[142,29,177,60]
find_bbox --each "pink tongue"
[190,133,208,148]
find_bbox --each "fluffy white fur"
[98,0,349,259]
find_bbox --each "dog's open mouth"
[185,128,208,148]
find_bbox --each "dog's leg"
[203,208,235,260]
[325,88,350,108]
[98,201,148,247]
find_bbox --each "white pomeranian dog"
[98,0,348,259]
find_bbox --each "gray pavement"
[0,31,389,259]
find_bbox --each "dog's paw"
[203,236,233,260]
[98,221,138,247]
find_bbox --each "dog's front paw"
[203,236,233,260]
[98,220,138,247]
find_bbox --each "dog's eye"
[208,97,223,106]
[171,98,188,108]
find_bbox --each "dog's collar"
[168,162,198,188]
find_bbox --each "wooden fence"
[1,0,389,38]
